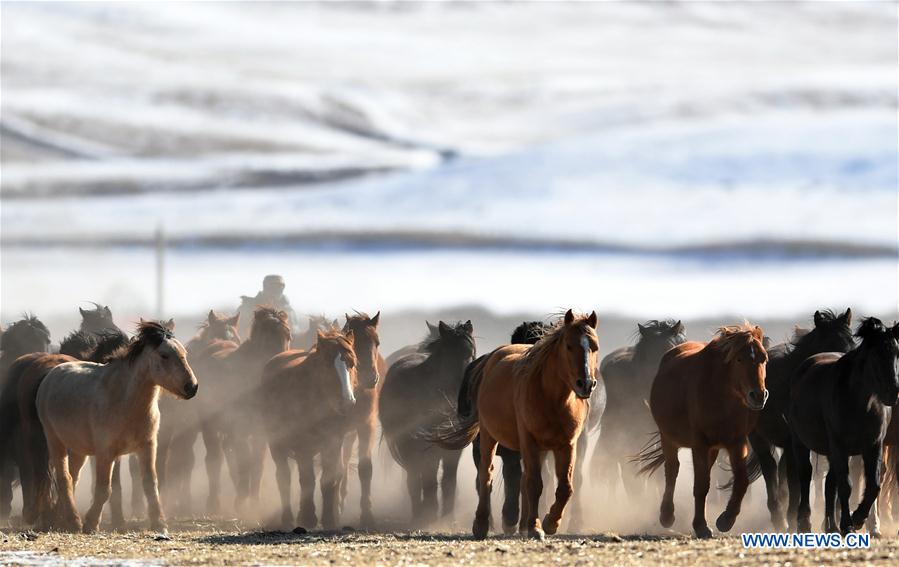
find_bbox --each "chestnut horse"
[337,312,385,528]
[437,310,598,540]
[262,328,358,529]
[194,306,290,514]
[25,321,197,533]
[157,310,241,516]
[636,323,767,538]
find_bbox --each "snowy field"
[1,1,897,326]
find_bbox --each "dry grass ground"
[2,520,898,566]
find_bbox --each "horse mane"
[418,321,475,355]
[790,309,853,350]
[510,321,551,345]
[59,330,97,358]
[633,319,685,356]
[856,317,896,346]
[343,311,372,331]
[515,313,595,381]
[91,330,132,363]
[250,306,291,342]
[0,314,50,351]
[708,322,766,363]
[122,321,175,366]
[313,328,358,365]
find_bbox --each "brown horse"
[157,310,240,516]
[337,312,385,528]
[262,328,358,529]
[194,306,290,514]
[636,323,767,538]
[24,321,197,533]
[436,310,598,540]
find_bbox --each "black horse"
[745,308,853,529]
[379,320,476,523]
[790,317,899,534]
[592,320,685,502]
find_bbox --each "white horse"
[28,320,197,533]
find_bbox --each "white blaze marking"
[581,335,594,381]
[749,344,756,361]
[334,354,355,404]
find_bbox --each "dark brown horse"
[789,317,899,535]
[194,306,291,515]
[157,310,241,516]
[637,323,768,538]
[437,310,598,540]
[745,308,853,530]
[380,320,476,524]
[593,320,686,503]
[78,303,124,337]
[337,312,384,528]
[262,328,358,529]
[384,321,438,367]
[0,314,51,523]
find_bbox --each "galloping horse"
[380,320,476,524]
[338,312,385,528]
[637,323,768,538]
[0,314,51,522]
[593,320,686,502]
[262,328,358,529]
[157,310,241,516]
[195,306,290,514]
[789,317,899,535]
[746,309,853,529]
[437,310,598,540]
[24,321,197,533]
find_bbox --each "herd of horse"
[0,304,897,541]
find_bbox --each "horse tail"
[631,431,665,476]
[717,445,763,490]
[17,362,54,526]
[0,360,24,473]
[430,356,489,451]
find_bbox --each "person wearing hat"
[236,274,299,338]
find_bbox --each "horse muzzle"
[746,388,768,411]
[575,378,596,400]
[182,381,199,400]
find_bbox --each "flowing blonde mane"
[708,322,766,363]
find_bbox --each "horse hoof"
[771,515,788,532]
[715,512,736,533]
[542,515,561,536]
[528,527,545,541]
[850,512,867,530]
[660,502,675,528]
[359,512,375,531]
[869,529,882,539]
[797,519,812,533]
[502,522,518,536]
[694,525,713,539]
[472,518,489,540]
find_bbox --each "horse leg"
[791,435,813,533]
[338,433,353,517]
[420,454,439,525]
[48,436,81,532]
[202,425,223,514]
[404,456,423,523]
[440,449,461,521]
[566,431,588,533]
[500,452,522,535]
[108,459,125,530]
[248,435,266,505]
[850,443,883,533]
[520,433,545,540]
[128,454,145,519]
[827,450,852,535]
[749,432,785,530]
[137,440,167,534]
[716,442,749,533]
[659,435,679,528]
[175,431,197,517]
[269,444,292,528]
[0,464,12,523]
[356,423,375,529]
[690,445,714,538]
[543,443,575,536]
[472,429,498,540]
[82,455,114,534]
[297,450,318,529]
[823,470,838,532]
[320,438,343,531]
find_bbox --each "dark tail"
[17,365,53,526]
[430,355,490,451]
[718,445,763,490]
[0,367,22,477]
[631,432,665,476]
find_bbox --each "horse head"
[855,317,899,406]
[130,319,198,400]
[79,303,122,336]
[715,323,768,410]
[558,309,599,400]
[1,314,51,357]
[344,311,382,389]
[202,310,241,344]
[315,328,359,414]
[250,306,292,357]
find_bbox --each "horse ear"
[227,313,240,326]
[104,306,112,316]
[674,320,685,334]
[842,308,852,326]
[813,310,825,327]
[462,320,473,333]
[637,323,647,335]
[332,319,339,329]
[438,321,451,337]
[139,317,147,324]
[164,318,175,331]
[345,313,351,324]
[892,322,899,340]
[370,311,380,327]
[426,321,438,334]
[564,309,575,326]
[587,311,598,329]
[79,307,87,317]
[208,310,216,323]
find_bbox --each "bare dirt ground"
[2,520,898,566]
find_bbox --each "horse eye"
[160,354,170,360]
